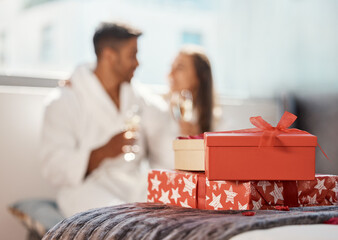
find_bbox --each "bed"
[42,202,338,240]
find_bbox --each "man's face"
[113,37,139,83]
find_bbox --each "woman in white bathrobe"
[143,45,218,170]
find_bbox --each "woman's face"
[169,53,199,93]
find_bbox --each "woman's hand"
[179,120,200,136]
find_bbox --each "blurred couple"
[40,21,220,217]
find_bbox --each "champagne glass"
[170,89,194,122]
[123,105,141,162]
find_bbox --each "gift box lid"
[204,132,317,147]
[173,139,204,150]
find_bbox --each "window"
[181,32,202,45]
[40,25,54,63]
[24,0,59,8]
[0,0,337,96]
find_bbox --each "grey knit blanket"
[43,203,338,240]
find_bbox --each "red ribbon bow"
[249,112,329,161]
[248,111,304,147]
[178,111,329,160]
[177,111,303,146]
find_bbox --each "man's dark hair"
[93,22,142,58]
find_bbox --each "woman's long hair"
[180,46,214,133]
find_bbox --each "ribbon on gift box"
[177,134,204,140]
[178,111,304,146]
[248,111,303,147]
[197,174,206,210]
[282,181,299,207]
[218,111,306,147]
[178,111,329,160]
[228,111,330,160]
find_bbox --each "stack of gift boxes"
[147,112,338,210]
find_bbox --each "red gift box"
[205,175,338,210]
[148,170,338,210]
[148,170,199,208]
[205,112,317,180]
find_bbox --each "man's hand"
[100,131,135,158]
[86,131,135,176]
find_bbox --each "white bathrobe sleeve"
[40,88,91,188]
[139,90,176,170]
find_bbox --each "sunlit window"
[0,0,337,97]
[24,0,58,8]
[40,25,55,63]
[181,32,202,45]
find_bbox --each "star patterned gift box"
[148,170,199,208]
[147,170,338,210]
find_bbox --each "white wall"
[217,97,281,131]
[0,86,56,240]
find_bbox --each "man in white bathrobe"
[40,22,169,218]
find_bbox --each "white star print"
[224,186,238,204]
[308,194,318,205]
[150,175,161,191]
[180,199,192,208]
[238,201,248,210]
[148,197,154,203]
[243,182,257,197]
[218,182,224,189]
[178,178,183,184]
[243,182,251,197]
[206,195,210,201]
[325,176,334,185]
[159,189,171,204]
[250,184,258,197]
[252,198,262,210]
[301,196,307,203]
[307,194,317,205]
[209,193,223,210]
[183,175,195,196]
[206,178,210,187]
[270,183,284,204]
[303,181,311,190]
[314,179,327,195]
[171,187,181,204]
[332,181,338,195]
[213,185,217,190]
[166,172,176,185]
[329,196,334,203]
[257,181,271,193]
